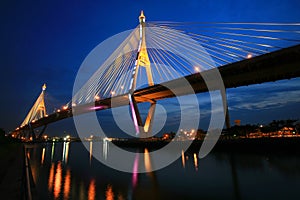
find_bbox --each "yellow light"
[42,83,46,91]
[63,105,68,110]
[247,54,252,59]
[57,109,61,112]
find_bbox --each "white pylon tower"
[128,11,156,136]
[21,83,47,127]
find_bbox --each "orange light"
[106,185,114,200]
[88,179,96,200]
[64,168,71,199]
[54,162,62,198]
[48,163,55,191]
[247,54,252,59]
[63,105,68,110]
[57,109,61,112]
[94,95,100,100]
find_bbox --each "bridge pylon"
[19,83,48,140]
[128,11,156,137]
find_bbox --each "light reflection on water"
[53,162,62,199]
[27,141,300,199]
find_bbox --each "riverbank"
[111,137,300,153]
[0,142,24,199]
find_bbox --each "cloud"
[228,79,300,111]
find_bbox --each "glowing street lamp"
[194,66,200,72]
[247,54,253,59]
[94,95,100,101]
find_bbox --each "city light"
[247,54,253,59]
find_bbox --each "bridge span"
[14,43,300,134]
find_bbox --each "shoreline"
[111,137,300,153]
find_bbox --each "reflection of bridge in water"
[12,11,300,139]
[26,140,300,199]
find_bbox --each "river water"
[27,141,300,200]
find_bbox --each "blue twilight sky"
[0,0,300,136]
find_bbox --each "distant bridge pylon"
[18,84,48,139]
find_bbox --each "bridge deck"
[16,44,300,132]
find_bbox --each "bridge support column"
[143,101,156,134]
[129,94,143,134]
[221,88,231,129]
[129,94,156,137]
[37,125,48,140]
[28,124,36,140]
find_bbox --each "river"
[26,141,300,199]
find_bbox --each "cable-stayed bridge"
[12,11,300,139]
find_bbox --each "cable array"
[69,22,300,106]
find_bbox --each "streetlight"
[94,95,100,100]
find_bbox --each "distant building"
[234,119,241,126]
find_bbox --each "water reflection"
[193,153,198,171]
[64,168,71,200]
[27,142,300,199]
[62,142,70,164]
[89,141,93,165]
[103,139,109,160]
[144,148,152,172]
[88,179,96,200]
[181,150,185,168]
[53,162,62,199]
[51,142,55,161]
[48,163,55,192]
[79,181,86,200]
[41,147,45,164]
[132,153,139,189]
[105,185,114,200]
